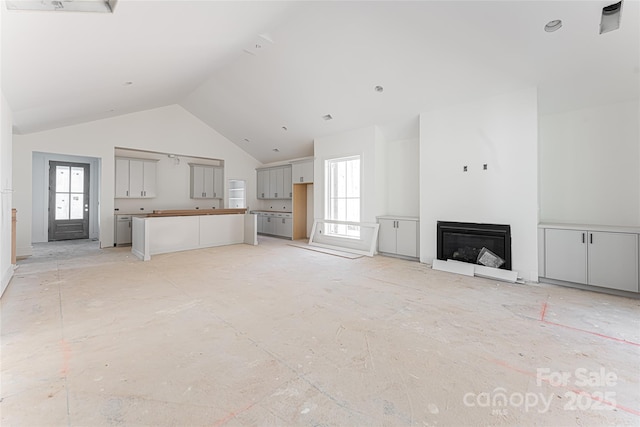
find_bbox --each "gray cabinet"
[292,160,314,183]
[257,165,292,199]
[254,211,292,239]
[543,227,639,292]
[377,216,419,259]
[190,164,223,199]
[115,157,157,198]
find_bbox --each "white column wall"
[419,87,539,281]
[1,92,14,296]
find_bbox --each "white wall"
[313,125,385,224]
[384,137,419,217]
[32,152,101,243]
[1,92,14,296]
[420,87,539,281]
[539,100,640,227]
[13,105,261,255]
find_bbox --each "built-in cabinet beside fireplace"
[539,224,639,293]
[377,216,419,259]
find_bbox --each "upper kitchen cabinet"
[115,157,158,198]
[190,164,224,199]
[257,165,292,199]
[292,159,314,184]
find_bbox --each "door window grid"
[55,166,85,220]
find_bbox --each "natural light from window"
[325,155,361,238]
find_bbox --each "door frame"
[32,152,101,243]
[48,161,91,241]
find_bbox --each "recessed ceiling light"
[123,81,133,86]
[544,19,563,32]
[322,114,333,121]
[282,126,288,131]
[243,138,250,142]
[272,148,280,152]
[374,85,384,93]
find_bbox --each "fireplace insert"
[436,221,512,270]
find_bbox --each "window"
[325,155,361,237]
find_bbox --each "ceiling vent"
[322,114,333,121]
[600,1,623,34]
[5,0,117,13]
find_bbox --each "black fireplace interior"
[437,221,512,270]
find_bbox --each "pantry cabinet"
[115,157,158,198]
[542,226,639,293]
[377,216,419,259]
[256,165,292,199]
[292,160,314,184]
[189,164,223,199]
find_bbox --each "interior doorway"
[48,161,90,241]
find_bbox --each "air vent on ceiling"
[5,0,117,13]
[322,114,333,121]
[600,1,623,34]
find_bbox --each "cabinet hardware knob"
[590,233,593,244]
[582,233,585,243]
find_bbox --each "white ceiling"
[2,1,639,163]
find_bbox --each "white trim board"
[309,219,379,257]
[432,259,518,283]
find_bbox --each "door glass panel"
[70,167,84,193]
[55,194,70,220]
[69,194,84,219]
[56,166,70,192]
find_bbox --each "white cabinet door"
[142,161,157,198]
[202,166,214,198]
[115,158,130,198]
[283,218,293,238]
[269,168,284,198]
[283,165,292,199]
[292,160,314,183]
[257,169,269,199]
[116,158,156,198]
[191,165,205,198]
[213,167,223,199]
[396,220,418,258]
[378,219,397,254]
[129,160,145,198]
[275,216,293,238]
[588,232,639,292]
[264,215,276,234]
[545,229,587,284]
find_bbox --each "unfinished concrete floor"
[1,237,639,426]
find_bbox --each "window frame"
[324,154,362,239]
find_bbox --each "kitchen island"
[132,209,257,261]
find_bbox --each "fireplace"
[437,221,512,270]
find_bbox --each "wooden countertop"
[146,208,247,217]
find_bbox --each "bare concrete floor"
[1,237,639,426]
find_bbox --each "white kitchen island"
[132,209,257,261]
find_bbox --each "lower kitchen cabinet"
[541,225,639,293]
[254,212,292,239]
[377,216,419,259]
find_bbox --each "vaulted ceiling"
[2,1,638,163]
